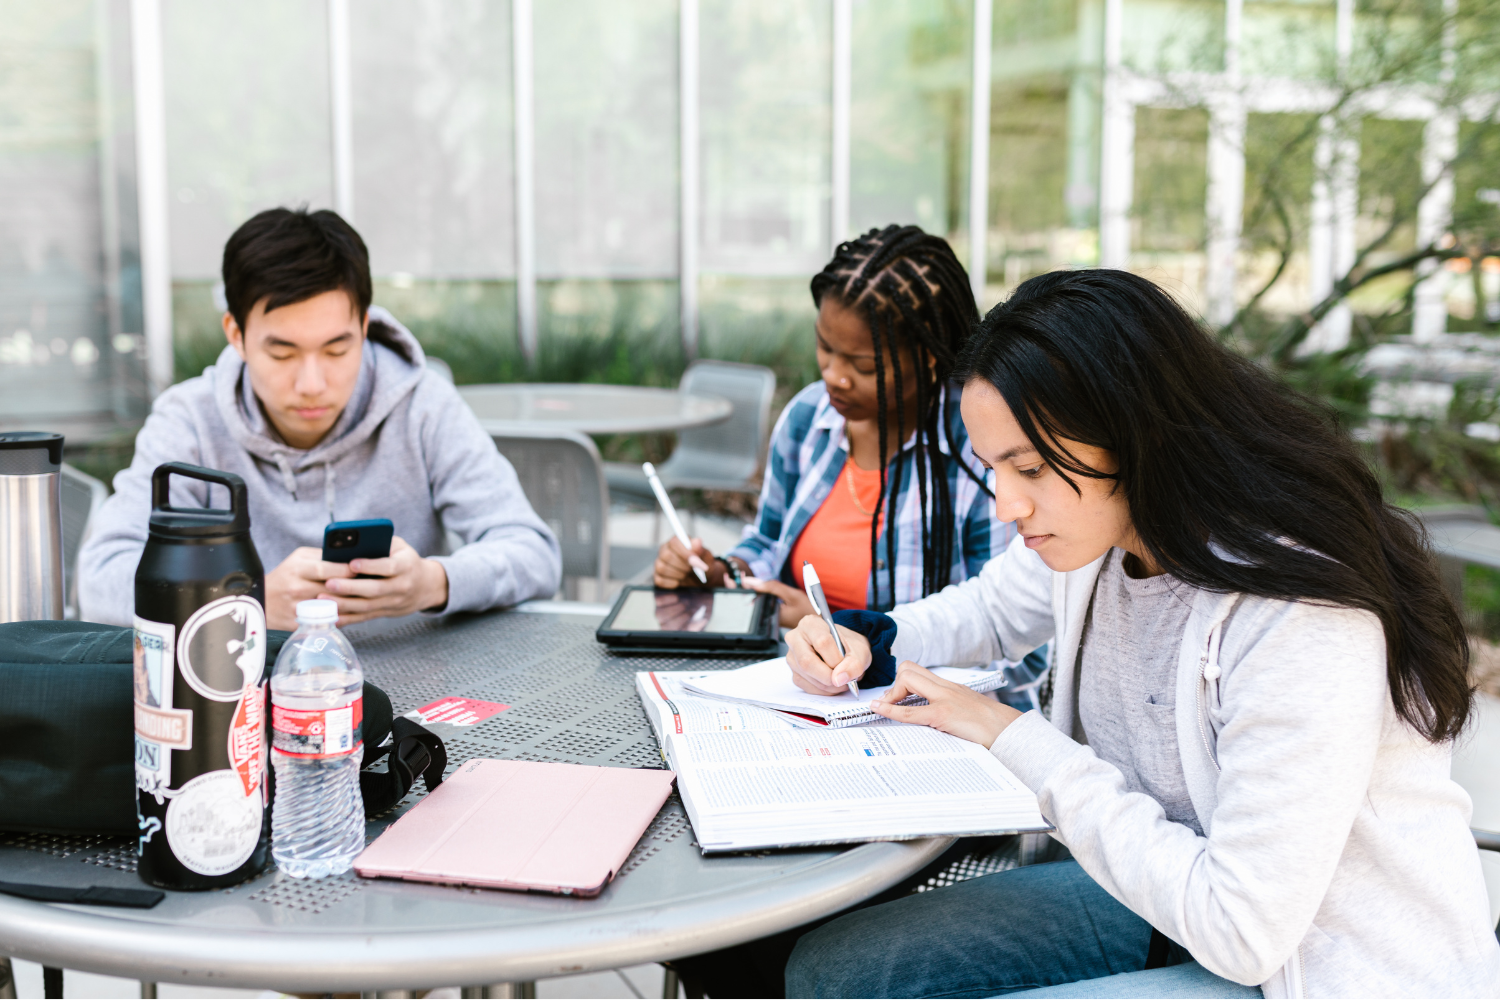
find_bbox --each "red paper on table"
[404,697,509,727]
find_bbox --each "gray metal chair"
[424,355,454,384]
[605,359,777,504]
[491,429,609,600]
[59,462,108,620]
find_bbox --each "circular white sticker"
[179,595,266,703]
[165,769,262,876]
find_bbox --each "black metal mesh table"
[0,605,950,994]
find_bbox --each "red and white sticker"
[403,697,509,727]
[272,698,363,759]
[227,681,266,798]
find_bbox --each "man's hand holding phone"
[317,535,448,624]
[265,547,357,630]
[265,523,449,629]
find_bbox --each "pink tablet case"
[355,758,676,897]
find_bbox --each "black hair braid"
[869,310,891,608]
[881,309,906,605]
[810,224,987,607]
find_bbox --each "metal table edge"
[0,837,953,991]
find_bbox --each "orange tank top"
[789,459,885,612]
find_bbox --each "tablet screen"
[609,589,761,634]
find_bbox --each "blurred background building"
[2,0,1497,444]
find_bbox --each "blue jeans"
[785,860,1263,999]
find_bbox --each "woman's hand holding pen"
[870,662,1023,747]
[786,616,871,694]
[653,537,731,588]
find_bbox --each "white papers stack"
[681,656,1013,728]
[636,670,1051,853]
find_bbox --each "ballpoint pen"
[643,462,708,584]
[802,561,859,699]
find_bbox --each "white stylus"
[643,462,708,584]
[803,562,858,699]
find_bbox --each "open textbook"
[680,656,1013,728]
[636,670,1051,852]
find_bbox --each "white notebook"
[680,656,1011,728]
[636,670,1050,853]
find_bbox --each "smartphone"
[322,519,394,573]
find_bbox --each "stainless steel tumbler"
[0,431,65,623]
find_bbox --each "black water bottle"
[133,462,270,890]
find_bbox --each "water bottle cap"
[296,599,339,623]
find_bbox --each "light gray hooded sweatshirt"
[889,533,1500,999]
[79,308,561,625]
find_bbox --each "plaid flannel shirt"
[730,380,1009,608]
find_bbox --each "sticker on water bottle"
[272,698,364,759]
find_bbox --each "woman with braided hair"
[653,223,1047,707]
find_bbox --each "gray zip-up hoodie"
[888,534,1500,998]
[79,308,561,625]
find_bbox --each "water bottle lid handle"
[149,462,251,536]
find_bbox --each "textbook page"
[681,657,1009,724]
[635,671,804,746]
[664,723,1051,852]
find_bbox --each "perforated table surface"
[0,603,949,993]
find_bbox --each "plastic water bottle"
[270,599,364,878]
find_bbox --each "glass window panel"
[161,0,332,279]
[701,0,832,276]
[1241,111,1317,316]
[984,0,1103,298]
[1242,0,1335,78]
[849,0,970,241]
[533,0,678,279]
[1131,106,1209,308]
[1121,0,1225,73]
[351,0,515,279]
[0,1,116,425]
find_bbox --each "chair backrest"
[424,356,455,384]
[59,463,109,620]
[490,428,608,594]
[662,360,778,491]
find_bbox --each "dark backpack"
[0,620,443,835]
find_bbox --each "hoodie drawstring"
[274,453,336,523]
[274,454,297,500]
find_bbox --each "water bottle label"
[133,616,188,799]
[164,769,263,876]
[228,680,267,801]
[178,596,267,703]
[272,697,364,758]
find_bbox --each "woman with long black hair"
[782,269,1499,997]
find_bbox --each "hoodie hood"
[210,306,427,513]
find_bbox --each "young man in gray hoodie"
[79,208,561,630]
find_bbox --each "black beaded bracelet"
[714,555,744,586]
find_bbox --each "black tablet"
[596,586,779,653]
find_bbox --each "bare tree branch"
[1269,244,1468,362]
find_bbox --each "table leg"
[480,985,535,999]
[42,966,62,999]
[0,957,15,1000]
[662,966,681,998]
[140,983,158,999]
[371,992,416,999]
